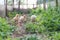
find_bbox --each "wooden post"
[33,4,34,8]
[43,0,46,10]
[5,0,8,17]
[55,0,58,11]
[18,0,20,14]
[12,0,14,11]
[27,0,28,9]
[56,0,58,7]
[18,0,20,10]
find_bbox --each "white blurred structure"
[0,0,57,10]
[0,5,6,17]
[0,0,59,17]
[31,15,37,22]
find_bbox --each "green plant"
[49,32,60,40]
[8,12,17,19]
[35,7,60,32]
[29,8,43,16]
[27,7,60,34]
[8,10,22,19]
[20,34,39,40]
[37,25,46,33]
[42,8,60,31]
[0,17,15,39]
[25,21,47,33]
[26,22,38,33]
